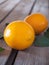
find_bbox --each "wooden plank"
[25,46,49,56]
[5,49,18,65]
[0,50,11,65]
[14,50,49,65]
[0,0,20,22]
[0,0,35,35]
[0,0,8,5]
[0,0,6,4]
[0,0,35,50]
[0,39,11,50]
[0,0,35,65]
[32,0,49,20]
[0,0,21,65]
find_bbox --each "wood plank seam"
[4,0,37,65]
[5,49,18,65]
[12,0,37,65]
[0,0,36,65]
[0,0,36,39]
[0,0,8,5]
[0,1,19,24]
[14,0,49,65]
[28,0,36,15]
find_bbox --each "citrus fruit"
[4,21,35,50]
[25,13,48,34]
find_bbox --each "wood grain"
[0,0,49,65]
[0,0,20,22]
[0,0,35,50]
[0,0,35,65]
[14,0,49,65]
[32,0,49,20]
[14,50,49,65]
[0,50,11,65]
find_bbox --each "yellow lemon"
[25,13,48,34]
[4,20,35,50]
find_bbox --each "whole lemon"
[25,13,48,34]
[4,21,35,50]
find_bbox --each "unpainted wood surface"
[0,0,35,34]
[0,0,49,65]
[14,0,49,65]
[0,0,35,65]
[14,49,49,65]
[32,0,49,20]
[0,0,35,49]
[0,50,11,65]
[0,0,20,21]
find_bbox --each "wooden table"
[0,0,49,65]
